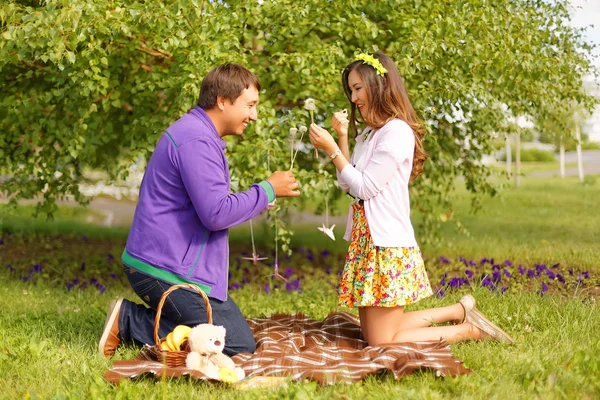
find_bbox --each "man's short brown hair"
[197,63,260,110]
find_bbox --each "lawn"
[1,175,599,398]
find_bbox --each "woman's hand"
[331,110,349,138]
[309,123,338,154]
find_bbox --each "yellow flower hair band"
[355,53,388,76]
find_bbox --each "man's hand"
[267,171,301,197]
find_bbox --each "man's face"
[222,86,259,136]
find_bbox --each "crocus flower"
[264,283,271,294]
[504,260,512,267]
[439,256,451,264]
[465,269,474,279]
[503,269,511,278]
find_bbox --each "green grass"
[1,175,599,398]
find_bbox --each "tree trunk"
[515,131,521,187]
[575,124,584,182]
[505,133,512,177]
[559,140,565,178]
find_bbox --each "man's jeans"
[118,265,256,356]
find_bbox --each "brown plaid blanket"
[104,312,470,385]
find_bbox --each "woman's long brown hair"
[342,52,427,182]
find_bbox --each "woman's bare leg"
[358,307,369,342]
[363,306,484,346]
[396,303,465,330]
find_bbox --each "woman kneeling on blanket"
[309,52,514,346]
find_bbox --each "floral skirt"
[338,203,433,308]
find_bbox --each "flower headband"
[355,53,388,76]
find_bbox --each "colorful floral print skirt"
[338,203,433,308]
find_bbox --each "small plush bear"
[185,323,245,382]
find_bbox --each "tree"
[1,0,597,243]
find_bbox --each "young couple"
[99,52,513,359]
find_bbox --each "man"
[99,63,300,357]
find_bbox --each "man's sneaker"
[99,297,123,357]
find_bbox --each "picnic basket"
[139,283,212,368]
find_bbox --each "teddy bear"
[185,323,245,382]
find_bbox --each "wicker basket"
[141,283,212,368]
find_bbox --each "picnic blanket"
[104,311,470,386]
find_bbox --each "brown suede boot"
[98,297,123,357]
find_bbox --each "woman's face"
[348,69,369,118]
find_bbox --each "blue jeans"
[118,266,256,356]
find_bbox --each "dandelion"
[290,125,307,169]
[304,99,318,157]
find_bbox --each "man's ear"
[216,96,228,111]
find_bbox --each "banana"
[166,332,177,351]
[171,325,192,350]
[160,341,170,351]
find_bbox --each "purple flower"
[32,264,42,273]
[435,288,445,298]
[439,256,451,264]
[481,276,492,287]
[242,277,250,284]
[552,263,560,269]
[80,281,88,289]
[110,273,118,280]
[568,269,574,276]
[492,264,500,272]
[504,260,512,267]
[264,283,271,294]
[583,271,589,279]
[546,270,556,280]
[501,286,508,294]
[81,235,88,242]
[541,282,548,292]
[321,250,331,258]
[503,269,511,278]
[465,269,474,279]
[80,262,86,271]
[231,283,242,290]
[66,282,74,290]
[306,251,315,262]
[97,284,106,294]
[72,278,80,285]
[284,267,295,278]
[325,268,331,275]
[107,253,115,262]
[469,260,477,267]
[336,270,343,277]
[557,274,566,284]
[20,276,30,282]
[518,265,525,274]
[285,254,292,262]
[527,270,535,278]
[285,278,301,292]
[492,271,501,283]
[480,258,489,266]
[90,277,98,284]
[6,265,15,272]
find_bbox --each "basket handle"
[153,283,213,346]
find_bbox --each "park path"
[2,151,598,227]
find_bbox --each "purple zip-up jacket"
[122,106,275,301]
